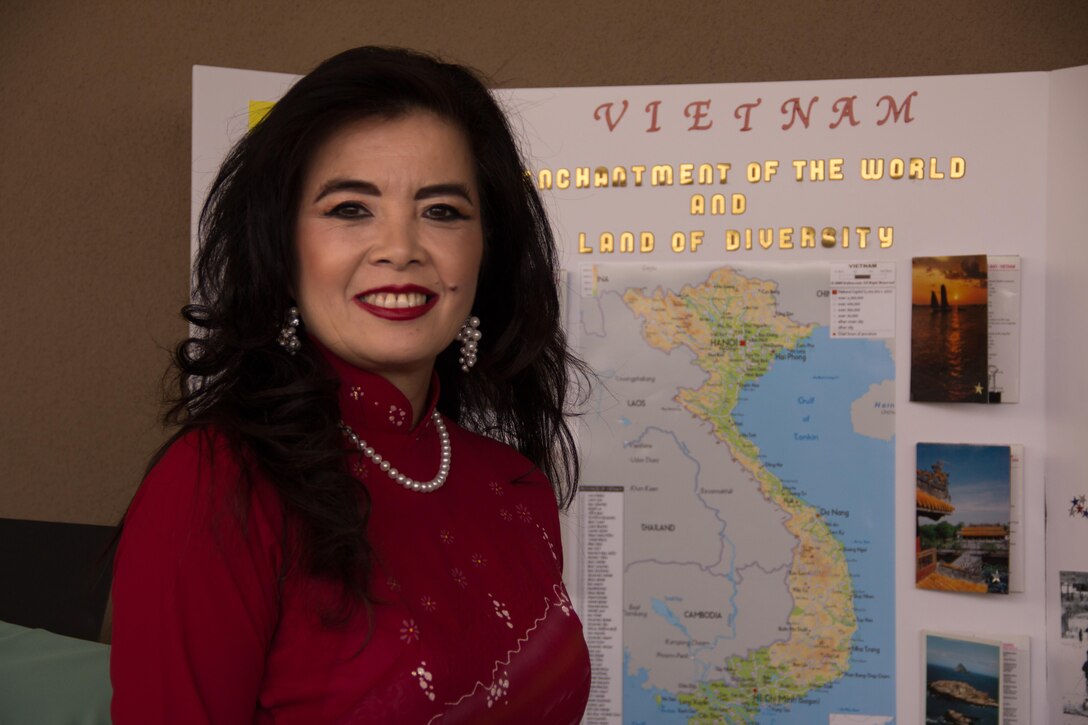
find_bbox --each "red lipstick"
[354,285,438,321]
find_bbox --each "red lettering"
[830,96,860,129]
[780,96,819,130]
[876,91,918,126]
[644,100,662,133]
[593,100,629,132]
[683,100,713,131]
[734,98,762,132]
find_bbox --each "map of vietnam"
[622,267,858,722]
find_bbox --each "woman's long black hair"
[163,46,587,604]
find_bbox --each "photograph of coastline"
[924,633,1001,725]
[911,255,989,403]
[915,443,1012,595]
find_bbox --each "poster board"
[192,64,1084,724]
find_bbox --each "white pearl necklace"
[340,411,451,493]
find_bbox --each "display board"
[193,64,1087,724]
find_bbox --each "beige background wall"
[3,0,1086,526]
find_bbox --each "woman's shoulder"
[126,426,282,538]
[444,418,549,488]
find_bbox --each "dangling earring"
[456,316,481,372]
[277,306,301,354]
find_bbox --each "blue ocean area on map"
[622,325,895,724]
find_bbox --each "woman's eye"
[327,202,370,219]
[424,204,467,221]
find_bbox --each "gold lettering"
[651,165,673,186]
[641,232,655,252]
[600,232,614,253]
[908,158,924,179]
[716,163,732,183]
[856,227,871,248]
[733,194,746,214]
[671,232,686,253]
[612,167,628,187]
[631,165,646,186]
[594,166,610,187]
[928,157,944,179]
[698,164,714,184]
[619,232,635,253]
[879,226,894,248]
[759,228,774,249]
[710,194,726,215]
[556,168,571,189]
[538,169,553,189]
[690,194,705,215]
[679,164,694,185]
[690,230,704,252]
[800,226,816,248]
[821,227,838,248]
[888,158,905,179]
[950,157,966,179]
[578,232,591,253]
[860,158,884,180]
[574,167,591,188]
[779,227,793,249]
[747,162,762,182]
[829,158,844,180]
[725,230,740,251]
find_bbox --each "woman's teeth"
[361,292,428,309]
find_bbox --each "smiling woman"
[294,113,484,412]
[109,47,591,723]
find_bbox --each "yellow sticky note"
[248,100,276,128]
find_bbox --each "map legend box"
[830,262,896,339]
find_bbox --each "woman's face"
[294,112,484,386]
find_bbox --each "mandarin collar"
[311,337,441,438]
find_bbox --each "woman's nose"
[371,218,425,268]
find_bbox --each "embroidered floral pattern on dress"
[470,553,487,569]
[387,576,401,593]
[488,594,514,629]
[498,508,512,522]
[412,661,436,702]
[450,568,468,589]
[388,404,407,427]
[352,459,367,478]
[486,670,510,708]
[515,503,532,523]
[489,480,504,497]
[536,523,558,563]
[430,596,565,720]
[552,585,573,617]
[349,385,363,401]
[438,529,454,545]
[420,595,437,612]
[399,619,421,643]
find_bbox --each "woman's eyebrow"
[312,178,380,203]
[311,180,474,206]
[415,183,474,205]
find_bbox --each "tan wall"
[2,0,1086,525]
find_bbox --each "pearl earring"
[456,316,481,372]
[277,306,301,354]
